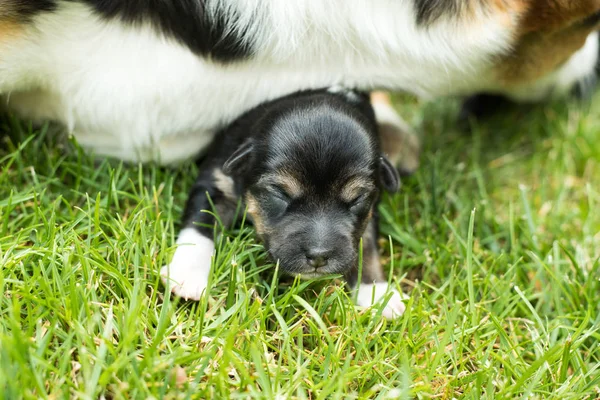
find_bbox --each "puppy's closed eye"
[340,178,374,202]
[341,178,375,214]
[261,185,293,218]
[267,185,292,201]
[258,173,304,199]
[348,192,373,214]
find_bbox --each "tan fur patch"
[244,193,267,236]
[0,1,32,40]
[495,0,600,85]
[370,91,392,107]
[259,172,303,198]
[519,1,600,33]
[340,177,374,203]
[0,20,24,42]
[212,168,236,201]
[449,1,526,24]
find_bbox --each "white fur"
[356,282,407,320]
[160,228,215,300]
[0,1,513,164]
[327,85,363,103]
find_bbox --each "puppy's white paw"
[161,228,214,301]
[356,282,407,319]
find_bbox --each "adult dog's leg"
[371,92,421,176]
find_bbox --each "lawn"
[1,93,599,399]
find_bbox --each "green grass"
[1,93,600,399]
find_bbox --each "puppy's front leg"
[350,218,407,319]
[161,167,238,300]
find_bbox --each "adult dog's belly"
[3,64,383,164]
[0,3,506,164]
[0,2,597,164]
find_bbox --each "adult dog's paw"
[356,282,407,320]
[161,228,214,301]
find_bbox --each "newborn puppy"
[161,88,406,319]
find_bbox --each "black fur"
[181,89,400,287]
[581,11,600,28]
[414,0,477,25]
[77,0,252,62]
[458,93,514,124]
[5,0,57,21]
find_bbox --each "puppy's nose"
[306,248,330,268]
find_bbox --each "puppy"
[1,1,598,165]
[161,88,406,319]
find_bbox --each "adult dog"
[1,1,599,165]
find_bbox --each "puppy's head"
[223,99,399,278]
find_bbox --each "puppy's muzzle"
[305,247,332,269]
[267,210,358,276]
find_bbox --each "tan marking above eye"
[258,172,304,198]
[340,177,374,203]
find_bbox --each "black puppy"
[161,88,406,318]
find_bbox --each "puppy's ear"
[223,139,254,175]
[378,156,401,193]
